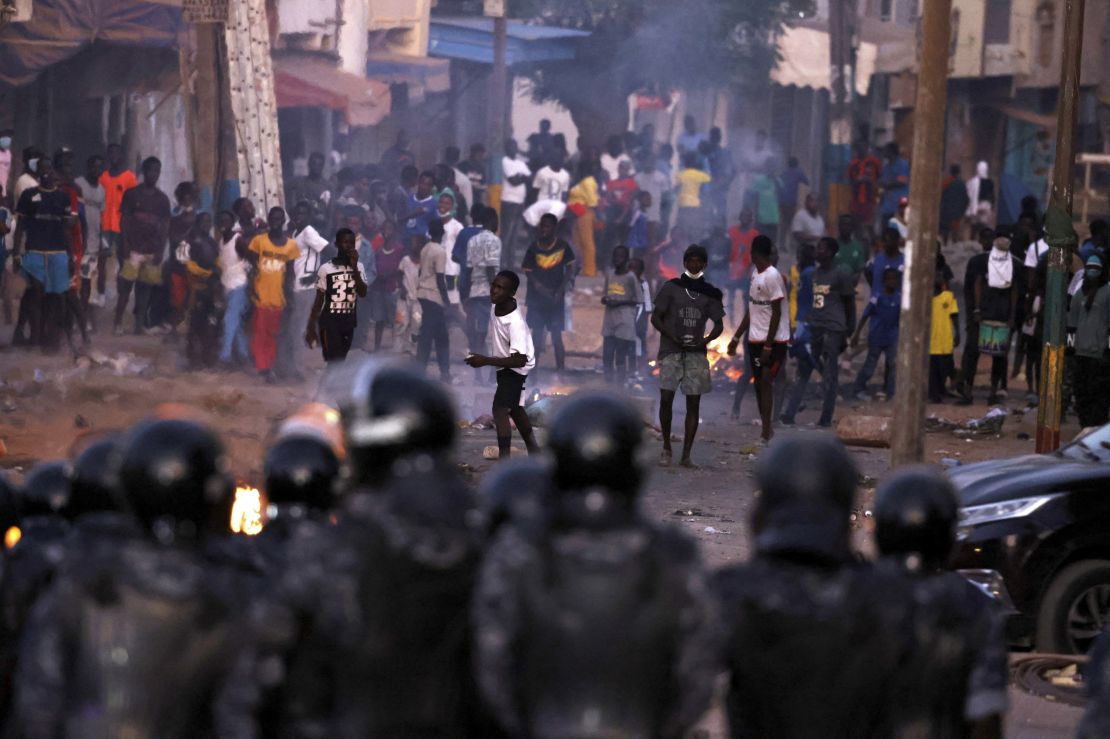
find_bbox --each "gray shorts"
[367,289,398,323]
[658,352,711,396]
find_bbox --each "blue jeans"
[852,344,896,397]
[782,326,844,426]
[220,286,251,363]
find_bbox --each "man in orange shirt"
[98,143,137,303]
[247,206,300,382]
[847,142,882,237]
[727,207,759,320]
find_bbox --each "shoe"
[996,389,1008,400]
[89,294,106,308]
[874,391,888,402]
[854,391,870,402]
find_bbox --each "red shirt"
[606,177,638,208]
[847,156,882,205]
[727,226,758,281]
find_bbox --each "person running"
[781,237,856,428]
[727,235,789,442]
[305,227,368,364]
[465,270,540,459]
[652,244,724,467]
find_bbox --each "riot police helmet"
[548,393,644,496]
[19,460,72,520]
[119,418,234,543]
[874,466,958,573]
[69,433,125,518]
[752,435,858,557]
[264,433,341,515]
[343,361,457,481]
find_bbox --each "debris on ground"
[836,415,893,448]
[703,526,732,535]
[86,351,154,378]
[954,407,1008,437]
[470,414,494,430]
[482,445,526,460]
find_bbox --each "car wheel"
[1036,560,1110,654]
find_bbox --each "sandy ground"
[0,269,1086,736]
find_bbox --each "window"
[984,0,1011,44]
[880,0,893,21]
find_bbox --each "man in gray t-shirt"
[782,237,857,427]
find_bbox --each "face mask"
[0,137,11,149]
[684,270,705,280]
[438,209,451,218]
[28,158,39,173]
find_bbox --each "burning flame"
[231,486,264,536]
[705,335,744,382]
[4,526,21,549]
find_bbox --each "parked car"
[949,423,1110,654]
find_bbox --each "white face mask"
[438,209,452,218]
[28,158,39,173]
[0,137,11,149]
[684,270,705,280]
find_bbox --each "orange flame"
[4,526,21,549]
[231,486,264,536]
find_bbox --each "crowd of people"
[19,361,1110,736]
[2,121,1109,440]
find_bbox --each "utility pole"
[1036,0,1085,452]
[827,0,854,221]
[890,0,952,466]
[486,0,508,215]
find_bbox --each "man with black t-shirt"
[781,236,856,427]
[13,157,73,350]
[522,213,576,373]
[651,244,725,467]
[306,228,368,363]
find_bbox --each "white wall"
[510,77,578,153]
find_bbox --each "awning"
[428,16,589,66]
[273,55,391,128]
[993,103,1057,131]
[366,51,450,94]
[771,25,877,96]
[0,0,182,87]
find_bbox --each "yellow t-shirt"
[568,176,599,208]
[249,234,301,308]
[929,289,959,355]
[676,168,711,209]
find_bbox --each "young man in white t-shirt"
[465,270,540,459]
[500,138,532,269]
[278,201,331,379]
[728,235,789,442]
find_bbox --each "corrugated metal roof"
[428,16,589,65]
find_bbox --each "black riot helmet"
[546,394,645,529]
[69,434,125,518]
[119,419,234,544]
[479,456,550,536]
[342,361,457,484]
[874,466,959,573]
[264,434,341,515]
[752,435,858,559]
[19,460,72,520]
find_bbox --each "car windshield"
[1057,424,1110,462]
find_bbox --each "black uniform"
[12,419,254,738]
[874,467,1008,738]
[715,436,910,738]
[473,394,720,739]
[240,364,485,736]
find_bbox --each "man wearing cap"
[651,244,725,467]
[1069,255,1110,428]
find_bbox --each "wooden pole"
[1036,0,1085,451]
[890,0,952,466]
[490,14,508,158]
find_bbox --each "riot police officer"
[714,435,910,738]
[473,393,720,739]
[874,467,1008,738]
[255,362,485,736]
[0,460,73,723]
[14,419,252,738]
[478,455,549,538]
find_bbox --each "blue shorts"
[23,250,70,294]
